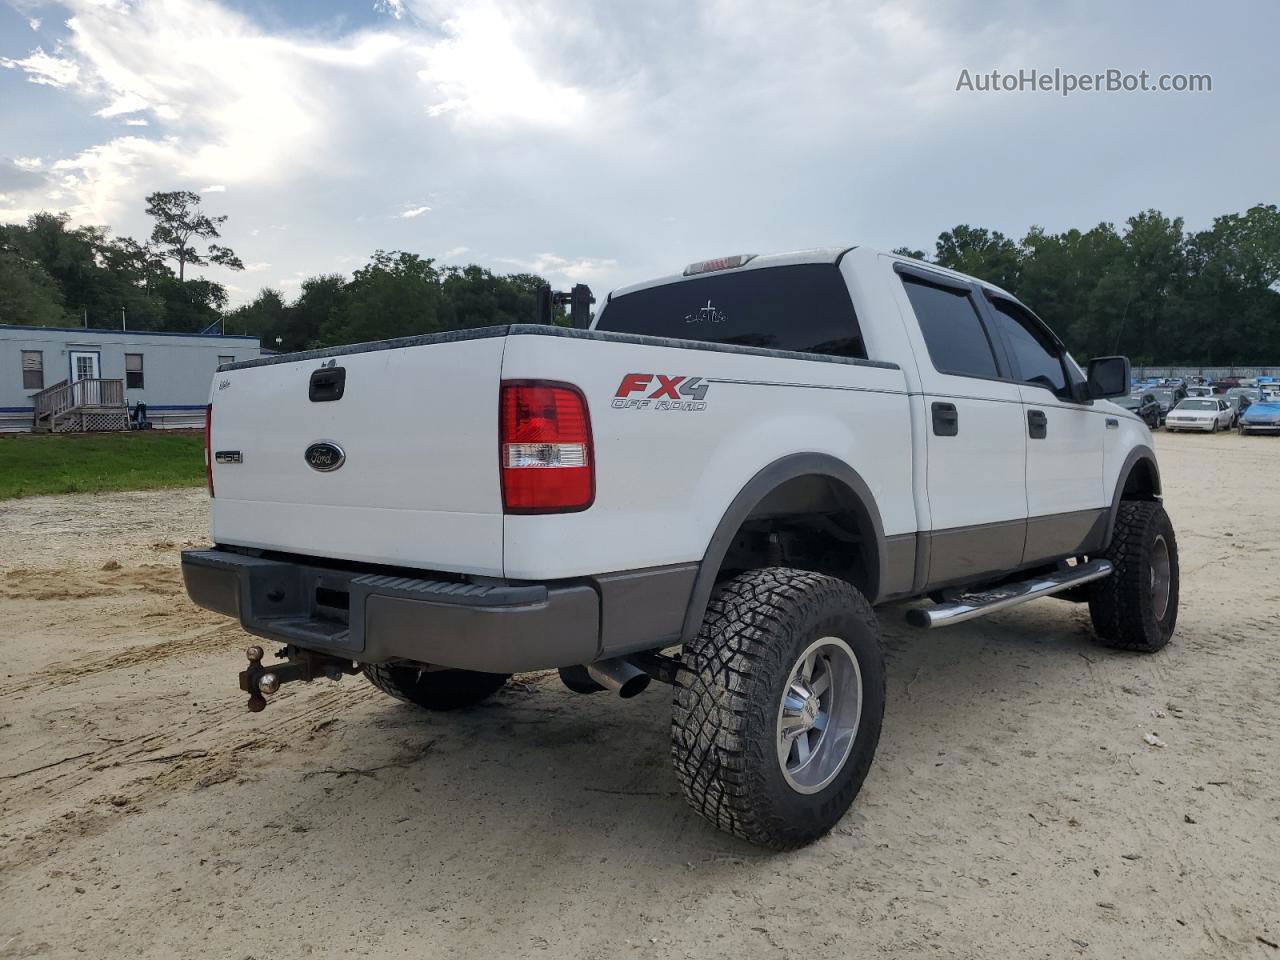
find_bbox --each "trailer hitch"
[239,645,360,712]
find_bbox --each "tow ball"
[239,645,360,712]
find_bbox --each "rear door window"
[595,264,866,359]
[900,275,1000,379]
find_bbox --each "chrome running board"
[906,559,1114,629]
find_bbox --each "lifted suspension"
[239,644,360,712]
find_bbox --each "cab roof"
[605,245,1015,302]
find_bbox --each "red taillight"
[204,403,214,497]
[500,381,594,513]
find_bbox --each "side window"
[125,353,144,389]
[21,350,44,390]
[900,276,999,379]
[985,299,1069,399]
[218,355,235,366]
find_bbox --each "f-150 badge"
[612,373,709,411]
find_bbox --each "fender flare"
[679,453,887,644]
[1104,444,1162,547]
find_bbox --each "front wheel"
[1089,501,1179,652]
[671,568,886,849]
[363,663,511,710]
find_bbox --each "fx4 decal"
[612,373,709,411]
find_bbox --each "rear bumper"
[181,548,695,672]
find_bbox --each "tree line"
[2,193,1277,362]
[0,191,557,350]
[895,204,1280,364]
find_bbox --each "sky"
[0,0,1277,306]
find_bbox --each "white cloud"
[243,261,271,272]
[0,47,81,87]
[28,17,42,31]
[499,252,618,283]
[376,0,406,19]
[414,2,587,127]
[442,245,469,258]
[95,91,151,117]
[13,157,44,170]
[48,136,188,224]
[202,184,227,193]
[399,205,431,218]
[122,117,149,126]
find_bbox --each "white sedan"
[1164,398,1235,432]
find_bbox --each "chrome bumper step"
[906,559,1114,629]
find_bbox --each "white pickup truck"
[183,246,1179,849]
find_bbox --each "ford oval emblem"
[304,441,346,473]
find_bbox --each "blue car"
[1239,399,1280,435]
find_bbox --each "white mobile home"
[0,324,261,432]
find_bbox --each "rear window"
[595,264,866,359]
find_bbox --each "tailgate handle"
[309,366,346,402]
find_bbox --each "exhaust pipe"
[586,657,651,699]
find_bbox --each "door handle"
[1105,417,1119,429]
[931,401,958,437]
[1027,409,1048,439]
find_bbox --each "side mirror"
[1086,356,1130,399]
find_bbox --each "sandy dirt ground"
[1,432,1277,959]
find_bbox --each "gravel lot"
[1,431,1277,959]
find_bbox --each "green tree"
[0,248,67,325]
[320,251,442,346]
[933,225,1022,291]
[225,287,288,340]
[286,274,347,351]
[144,190,244,281]
[155,275,227,332]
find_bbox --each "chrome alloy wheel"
[775,637,863,795]
[1150,534,1172,621]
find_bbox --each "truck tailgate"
[208,333,505,575]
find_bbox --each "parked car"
[1116,392,1161,427]
[1165,398,1235,432]
[1150,386,1188,423]
[183,246,1176,849]
[1224,387,1263,423]
[1185,385,1215,398]
[1239,399,1280,435]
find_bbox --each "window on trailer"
[125,353,144,389]
[21,351,43,390]
[218,355,234,365]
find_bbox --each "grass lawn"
[0,431,205,500]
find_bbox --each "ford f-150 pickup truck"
[183,246,1178,849]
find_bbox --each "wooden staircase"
[32,379,129,433]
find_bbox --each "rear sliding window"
[595,264,866,359]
